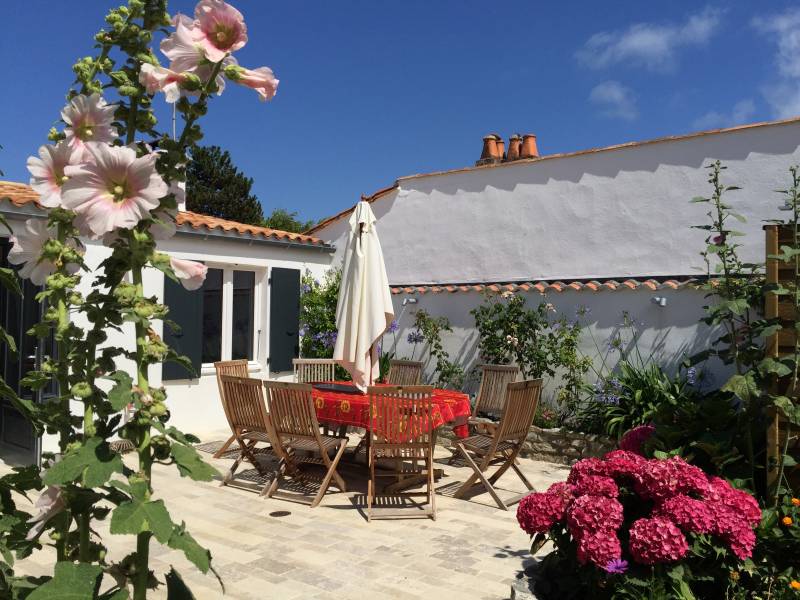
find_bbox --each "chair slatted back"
[219,375,270,434]
[264,381,321,440]
[293,358,336,383]
[495,379,542,444]
[386,360,424,386]
[367,385,435,445]
[215,360,250,409]
[473,364,519,417]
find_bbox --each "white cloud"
[692,99,757,130]
[753,9,800,117]
[576,7,723,71]
[589,81,638,120]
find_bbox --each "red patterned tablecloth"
[311,382,471,438]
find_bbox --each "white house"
[0,181,334,463]
[309,117,800,396]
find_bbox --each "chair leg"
[213,433,238,459]
[265,456,286,498]
[367,450,374,522]
[428,452,436,521]
[488,448,522,485]
[311,440,347,508]
[453,443,509,510]
[223,438,254,485]
[319,440,348,492]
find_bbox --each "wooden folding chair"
[366,385,436,521]
[213,360,251,458]
[293,358,336,383]
[263,381,348,507]
[218,375,280,494]
[386,359,423,386]
[453,379,542,510]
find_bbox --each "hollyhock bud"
[169,257,207,290]
[226,65,279,102]
[8,220,81,286]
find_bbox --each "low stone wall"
[440,425,615,465]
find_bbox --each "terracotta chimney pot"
[495,136,505,160]
[520,134,539,159]
[476,135,502,166]
[506,134,521,161]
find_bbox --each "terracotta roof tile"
[0,181,327,248]
[389,277,703,295]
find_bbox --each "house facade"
[309,118,800,397]
[0,181,334,462]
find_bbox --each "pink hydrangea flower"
[193,0,248,62]
[567,457,607,484]
[566,495,624,538]
[228,66,279,102]
[139,63,186,103]
[619,424,655,455]
[576,530,622,567]
[634,456,710,502]
[61,144,168,237]
[629,517,689,565]
[720,523,756,560]
[61,93,118,157]
[26,142,80,208]
[573,475,619,498]
[654,494,715,534]
[170,257,208,291]
[703,477,762,527]
[603,449,648,479]
[547,481,577,502]
[517,489,572,535]
[8,219,81,285]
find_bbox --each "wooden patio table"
[310,381,471,439]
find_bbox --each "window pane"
[231,271,255,360]
[201,268,223,363]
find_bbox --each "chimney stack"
[476,134,502,166]
[495,136,505,160]
[506,134,521,161]
[520,134,539,159]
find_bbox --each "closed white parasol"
[333,200,394,391]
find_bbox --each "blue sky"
[2,1,800,223]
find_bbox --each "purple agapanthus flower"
[388,319,399,333]
[301,283,311,294]
[686,366,697,385]
[603,559,628,574]
[407,330,424,344]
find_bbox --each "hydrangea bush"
[517,451,761,599]
[0,1,278,597]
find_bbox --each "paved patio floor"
[12,432,569,599]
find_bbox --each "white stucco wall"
[316,120,800,285]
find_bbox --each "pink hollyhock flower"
[193,0,248,62]
[567,457,607,484]
[573,475,619,498]
[576,530,622,567]
[61,144,168,237]
[61,93,117,157]
[161,15,207,72]
[619,424,656,455]
[566,495,624,538]
[228,65,279,102]
[629,517,689,565]
[26,142,80,208]
[517,489,573,535]
[654,494,715,534]
[170,257,207,290]
[8,219,81,285]
[139,63,186,103]
[26,485,65,541]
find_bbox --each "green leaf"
[782,454,798,467]
[758,357,792,378]
[98,589,129,600]
[28,562,102,600]
[165,568,196,600]
[0,268,21,297]
[105,371,133,411]
[110,495,175,544]
[170,444,218,481]
[690,196,708,203]
[164,426,200,446]
[43,437,123,487]
[168,523,211,573]
[0,378,41,434]
[722,373,759,403]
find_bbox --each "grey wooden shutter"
[269,268,300,372]
[163,276,203,381]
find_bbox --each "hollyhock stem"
[131,262,153,600]
[177,61,225,150]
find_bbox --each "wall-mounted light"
[651,296,667,307]
[402,297,418,306]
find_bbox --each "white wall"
[317,120,800,285]
[383,286,722,405]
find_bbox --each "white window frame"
[199,263,266,376]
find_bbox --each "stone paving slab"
[8,439,568,599]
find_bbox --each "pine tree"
[263,208,316,233]
[185,145,264,225]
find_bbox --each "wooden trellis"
[764,225,800,493]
